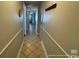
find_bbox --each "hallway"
[0,1,79,58]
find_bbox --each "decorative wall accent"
[45,3,57,11]
[18,8,22,17]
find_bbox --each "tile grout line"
[17,35,38,57]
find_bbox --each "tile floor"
[19,34,46,58]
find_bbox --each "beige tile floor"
[19,34,46,58]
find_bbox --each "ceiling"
[24,1,42,6]
[24,1,43,12]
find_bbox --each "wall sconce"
[45,3,57,11]
[18,8,22,17]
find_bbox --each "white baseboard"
[41,41,48,58]
[0,28,23,56]
[41,27,70,58]
[16,39,24,58]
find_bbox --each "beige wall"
[40,1,79,57]
[0,2,23,57]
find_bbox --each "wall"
[23,3,26,35]
[40,1,79,57]
[0,2,23,57]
